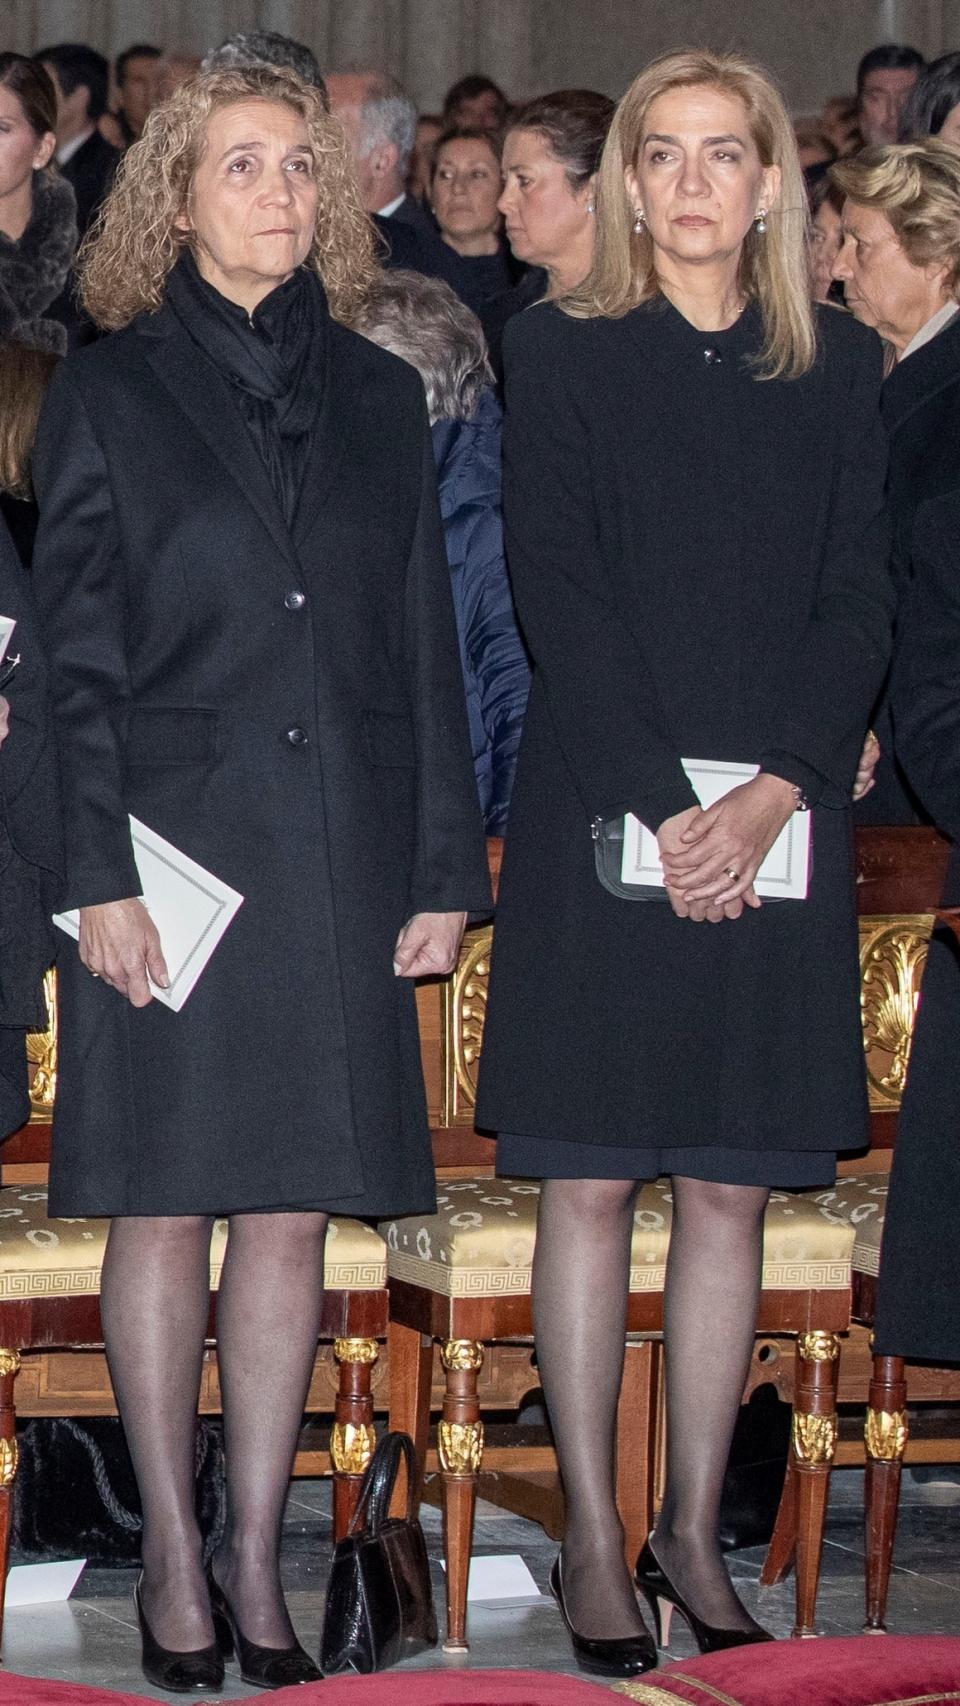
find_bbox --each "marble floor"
[3,1466,959,1699]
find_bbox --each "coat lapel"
[139,307,299,576]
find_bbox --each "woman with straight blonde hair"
[31,63,489,1691]
[477,49,894,1671]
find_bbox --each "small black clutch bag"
[592,814,668,902]
[320,1431,438,1675]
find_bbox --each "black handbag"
[320,1431,438,1675]
[592,813,669,901]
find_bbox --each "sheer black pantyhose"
[532,1178,647,1640]
[654,1177,769,1632]
[101,1210,328,1652]
[532,1174,769,1641]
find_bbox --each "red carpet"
[0,1669,613,1704]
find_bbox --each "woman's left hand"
[659,772,797,908]
[394,911,468,978]
[0,697,9,749]
[852,729,880,801]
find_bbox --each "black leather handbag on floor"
[320,1430,438,1675]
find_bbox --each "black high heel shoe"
[208,1575,322,1689]
[134,1576,225,1694]
[549,1555,657,1677]
[634,1535,775,1654]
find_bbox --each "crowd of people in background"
[1,18,960,1692]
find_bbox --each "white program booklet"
[0,616,16,669]
[621,759,811,900]
[54,818,244,1010]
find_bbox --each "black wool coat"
[475,298,894,1156]
[872,317,960,1362]
[857,312,960,823]
[0,514,62,1139]
[31,296,491,1219]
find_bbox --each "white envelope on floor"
[621,758,811,900]
[54,818,244,1011]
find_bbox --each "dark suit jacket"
[31,292,490,1218]
[60,130,119,235]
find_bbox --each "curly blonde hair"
[830,140,960,297]
[564,50,816,380]
[79,64,378,329]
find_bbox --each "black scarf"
[165,249,327,523]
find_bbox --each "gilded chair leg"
[864,1353,908,1632]
[386,1318,433,1518]
[438,1338,484,1653]
[760,1454,798,1586]
[790,1331,840,1639]
[0,1349,21,1651]
[616,1339,661,1568]
[331,1338,378,1541]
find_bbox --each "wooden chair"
[386,840,856,1649]
[0,972,390,1647]
[800,824,960,1632]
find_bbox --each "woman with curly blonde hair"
[31,62,489,1692]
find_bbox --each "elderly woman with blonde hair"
[476,49,894,1672]
[31,63,489,1692]
[830,139,960,1371]
[832,140,960,822]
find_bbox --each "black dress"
[477,297,894,1187]
[31,263,490,1219]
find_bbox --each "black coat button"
[703,347,722,364]
[285,591,306,610]
[286,727,308,746]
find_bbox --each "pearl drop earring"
[755,209,767,233]
[633,209,645,233]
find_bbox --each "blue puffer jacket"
[431,388,530,834]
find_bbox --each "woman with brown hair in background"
[0,54,76,356]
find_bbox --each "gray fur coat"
[0,171,77,357]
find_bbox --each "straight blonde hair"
[564,50,816,379]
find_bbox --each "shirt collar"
[899,300,960,364]
[56,127,94,165]
[377,192,406,219]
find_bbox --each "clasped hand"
[657,773,796,923]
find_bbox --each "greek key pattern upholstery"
[811,1173,888,1278]
[0,1189,387,1299]
[382,1178,855,1299]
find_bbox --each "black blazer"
[31,294,490,1219]
[476,298,893,1156]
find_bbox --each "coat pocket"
[364,710,416,769]
[125,707,219,767]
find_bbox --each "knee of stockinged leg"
[671,1178,770,1226]
[542,1177,639,1223]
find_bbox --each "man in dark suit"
[38,43,119,236]
[327,71,436,238]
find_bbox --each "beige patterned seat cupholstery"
[0,1188,387,1298]
[383,1178,855,1299]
